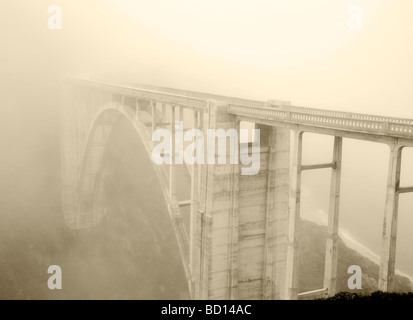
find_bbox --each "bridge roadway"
[78,78,413,142]
[61,78,413,299]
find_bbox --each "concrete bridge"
[60,78,413,300]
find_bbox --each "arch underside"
[61,100,193,296]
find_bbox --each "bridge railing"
[280,103,413,125]
[229,103,413,138]
[72,77,413,138]
[70,78,208,110]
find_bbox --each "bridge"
[60,78,413,300]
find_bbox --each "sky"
[99,0,412,118]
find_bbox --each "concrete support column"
[169,105,176,202]
[285,130,303,300]
[162,102,166,120]
[323,136,343,296]
[261,126,291,300]
[151,100,156,136]
[198,111,204,197]
[228,120,240,300]
[179,106,184,122]
[135,98,140,122]
[378,143,403,292]
[198,100,240,300]
[262,126,277,300]
[198,102,214,300]
[189,109,199,296]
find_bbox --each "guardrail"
[229,103,413,138]
[70,78,413,138]
[69,78,208,110]
[280,103,413,125]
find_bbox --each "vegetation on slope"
[298,219,412,295]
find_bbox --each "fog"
[1,0,413,298]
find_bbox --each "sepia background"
[1,0,413,299]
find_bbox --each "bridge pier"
[261,124,291,300]
[169,105,177,202]
[323,136,343,296]
[191,104,292,300]
[378,143,403,292]
[285,130,303,300]
[189,109,200,298]
[135,99,140,122]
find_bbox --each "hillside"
[298,219,413,295]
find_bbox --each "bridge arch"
[76,104,165,225]
[73,102,191,296]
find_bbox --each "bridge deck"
[71,77,413,141]
[229,103,413,140]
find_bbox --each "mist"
[1,0,413,299]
